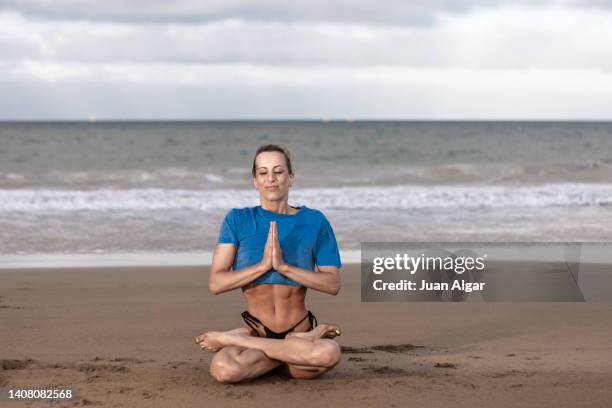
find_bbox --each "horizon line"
[1,118,612,123]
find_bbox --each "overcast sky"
[1,0,611,120]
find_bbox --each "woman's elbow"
[328,281,341,296]
[208,279,222,295]
[318,268,341,295]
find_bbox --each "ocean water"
[1,120,612,255]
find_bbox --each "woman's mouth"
[265,186,279,190]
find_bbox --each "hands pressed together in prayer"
[259,221,288,274]
[255,220,340,295]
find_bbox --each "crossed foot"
[195,327,249,352]
[286,324,341,341]
[195,324,341,353]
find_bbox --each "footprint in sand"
[1,359,36,370]
[78,398,103,406]
[340,346,373,354]
[362,365,408,375]
[112,357,146,363]
[491,370,526,379]
[341,344,424,354]
[78,363,128,374]
[371,344,424,353]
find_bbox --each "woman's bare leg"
[196,327,252,352]
[197,323,342,382]
[209,346,284,383]
[197,327,284,383]
[273,323,341,378]
[200,328,341,369]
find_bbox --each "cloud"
[2,1,612,119]
[2,64,611,119]
[1,6,611,69]
[1,0,593,24]
[0,0,497,24]
[3,0,611,25]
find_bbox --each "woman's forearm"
[277,264,340,295]
[209,263,267,295]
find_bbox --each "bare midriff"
[241,283,310,335]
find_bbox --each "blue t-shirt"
[216,205,342,287]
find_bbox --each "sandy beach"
[2,264,612,407]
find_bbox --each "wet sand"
[1,264,612,407]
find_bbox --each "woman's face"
[252,151,294,202]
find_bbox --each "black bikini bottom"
[240,310,318,339]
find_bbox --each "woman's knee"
[310,340,341,368]
[283,365,329,379]
[210,355,244,383]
